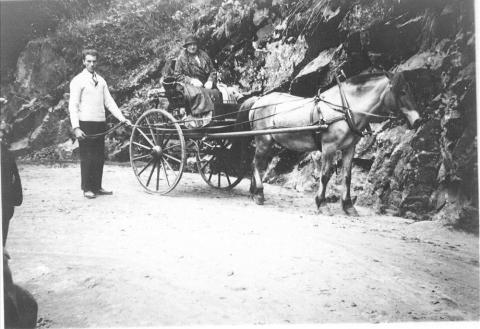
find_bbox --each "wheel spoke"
[132,154,151,161]
[156,159,160,191]
[199,156,214,172]
[130,109,186,195]
[137,128,155,147]
[138,158,153,176]
[219,157,233,182]
[161,159,171,187]
[224,169,231,185]
[163,143,182,152]
[145,117,158,145]
[146,159,157,186]
[163,153,182,164]
[162,158,178,183]
[132,141,151,151]
[195,138,244,190]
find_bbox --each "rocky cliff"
[0,0,476,232]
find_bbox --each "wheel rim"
[196,139,244,190]
[130,109,185,194]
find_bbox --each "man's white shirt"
[68,68,125,129]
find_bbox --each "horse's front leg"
[315,145,335,215]
[250,136,273,205]
[340,144,359,216]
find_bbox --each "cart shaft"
[204,125,328,139]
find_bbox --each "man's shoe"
[84,191,96,199]
[97,188,113,195]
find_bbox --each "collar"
[82,68,96,76]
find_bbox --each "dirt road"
[5,163,479,327]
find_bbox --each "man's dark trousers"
[79,121,106,193]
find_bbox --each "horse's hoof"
[343,207,359,217]
[252,194,264,205]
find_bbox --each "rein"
[83,74,399,138]
[83,122,127,139]
[134,98,317,130]
[318,97,398,120]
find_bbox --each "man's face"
[186,43,198,55]
[83,54,97,73]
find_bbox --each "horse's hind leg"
[250,135,273,205]
[315,144,335,215]
[340,144,359,216]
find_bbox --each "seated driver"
[174,35,217,89]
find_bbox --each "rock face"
[15,38,68,97]
[2,0,477,230]
[239,0,476,230]
[9,94,71,155]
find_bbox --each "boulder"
[29,112,70,151]
[115,57,165,96]
[242,38,307,92]
[358,125,416,212]
[15,38,68,97]
[282,154,318,193]
[358,119,443,216]
[290,46,337,96]
[11,98,52,142]
[396,51,446,72]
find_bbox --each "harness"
[307,71,406,148]
[334,73,370,137]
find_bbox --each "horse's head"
[383,72,421,129]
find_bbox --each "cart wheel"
[130,109,186,194]
[196,138,245,190]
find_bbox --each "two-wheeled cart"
[129,96,326,194]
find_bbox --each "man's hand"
[189,78,203,88]
[122,119,132,126]
[74,127,86,141]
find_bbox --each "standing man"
[174,35,217,89]
[69,49,131,199]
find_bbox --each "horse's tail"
[230,96,258,171]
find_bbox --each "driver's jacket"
[174,49,216,85]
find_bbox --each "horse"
[236,71,421,216]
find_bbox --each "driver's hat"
[183,35,198,48]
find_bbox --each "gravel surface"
[5,163,479,327]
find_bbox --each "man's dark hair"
[82,49,98,60]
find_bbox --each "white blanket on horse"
[251,92,342,127]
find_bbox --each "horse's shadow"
[161,177,361,218]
